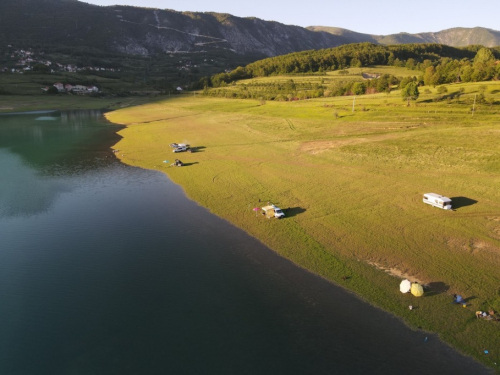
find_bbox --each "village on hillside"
[1,47,120,75]
[41,82,100,94]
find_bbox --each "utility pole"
[352,96,356,113]
[472,94,476,116]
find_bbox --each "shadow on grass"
[425,281,450,297]
[189,146,206,153]
[420,92,462,103]
[451,196,477,209]
[181,162,199,167]
[285,207,306,218]
[464,296,477,303]
[491,90,500,94]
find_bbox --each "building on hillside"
[87,86,99,93]
[72,85,88,93]
[65,84,73,91]
[53,82,65,92]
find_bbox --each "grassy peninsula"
[106,73,500,371]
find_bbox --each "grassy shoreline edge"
[104,92,500,372]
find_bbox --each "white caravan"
[423,193,452,210]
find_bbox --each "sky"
[81,0,499,35]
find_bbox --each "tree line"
[198,43,500,88]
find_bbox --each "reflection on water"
[0,111,491,375]
[0,110,118,216]
[0,149,72,217]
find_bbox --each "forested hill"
[308,27,500,48]
[0,0,348,58]
[204,43,500,87]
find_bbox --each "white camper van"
[261,204,285,219]
[423,193,452,210]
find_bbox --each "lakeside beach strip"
[106,93,500,371]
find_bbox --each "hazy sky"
[81,0,498,35]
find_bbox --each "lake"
[0,110,491,374]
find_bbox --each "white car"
[173,146,188,153]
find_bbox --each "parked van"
[423,193,452,210]
[261,204,285,219]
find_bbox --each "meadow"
[0,71,169,113]
[106,75,500,370]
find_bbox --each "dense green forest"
[199,43,500,101]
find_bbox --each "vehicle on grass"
[261,204,285,219]
[173,145,189,153]
[423,193,452,210]
[170,143,190,148]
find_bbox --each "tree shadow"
[284,207,306,218]
[188,146,205,153]
[491,90,500,94]
[424,281,450,297]
[451,196,477,209]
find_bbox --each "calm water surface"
[0,111,491,374]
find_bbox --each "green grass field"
[107,80,500,371]
[0,71,168,112]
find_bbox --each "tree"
[46,86,58,95]
[401,82,419,106]
[405,58,416,70]
[473,48,495,81]
[399,76,414,90]
[423,66,437,86]
[352,82,366,95]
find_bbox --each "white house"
[72,85,87,93]
[53,82,65,92]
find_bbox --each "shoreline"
[105,96,500,373]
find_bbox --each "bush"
[436,86,448,94]
[46,86,58,95]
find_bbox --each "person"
[409,305,413,310]
[476,311,483,319]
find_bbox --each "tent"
[411,282,424,297]
[400,279,411,293]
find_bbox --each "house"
[64,84,73,91]
[176,87,183,91]
[72,85,87,93]
[87,86,99,93]
[53,82,65,92]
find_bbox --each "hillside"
[2,0,499,62]
[308,26,500,47]
[0,0,347,58]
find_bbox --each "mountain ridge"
[0,0,499,61]
[307,26,500,48]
